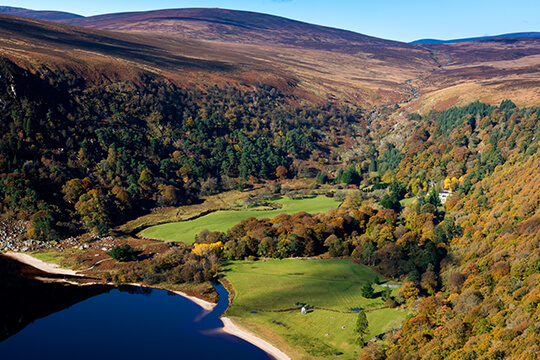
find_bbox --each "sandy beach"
[3,251,81,276]
[3,252,216,310]
[169,290,217,311]
[3,251,289,359]
[221,317,291,360]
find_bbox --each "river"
[0,255,273,360]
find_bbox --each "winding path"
[77,257,114,272]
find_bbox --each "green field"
[223,259,405,359]
[140,196,340,244]
[399,197,416,206]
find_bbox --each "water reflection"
[0,255,111,342]
[0,256,273,360]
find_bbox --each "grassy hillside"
[223,259,405,359]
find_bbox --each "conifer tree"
[354,310,369,347]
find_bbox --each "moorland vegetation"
[0,10,539,359]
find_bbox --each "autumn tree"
[396,281,419,305]
[275,165,288,179]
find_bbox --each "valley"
[0,5,539,360]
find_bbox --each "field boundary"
[231,304,390,314]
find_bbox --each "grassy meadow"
[139,195,340,244]
[30,249,82,269]
[223,259,406,359]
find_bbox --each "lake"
[0,256,273,360]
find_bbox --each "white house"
[439,189,452,204]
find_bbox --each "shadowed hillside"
[57,8,408,50]
[0,6,82,21]
[2,8,539,110]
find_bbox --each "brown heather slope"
[56,8,407,50]
[0,6,82,21]
[52,8,540,109]
[0,14,298,93]
[0,12,437,107]
[0,9,539,110]
[410,37,540,112]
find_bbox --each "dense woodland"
[0,58,365,237]
[189,99,540,359]
[2,55,540,359]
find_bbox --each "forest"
[2,54,540,359]
[0,58,365,238]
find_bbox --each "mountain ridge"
[0,9,538,112]
[412,32,540,44]
[0,12,436,108]
[5,6,539,48]
[0,6,82,21]
[54,7,411,52]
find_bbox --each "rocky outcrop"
[0,220,119,252]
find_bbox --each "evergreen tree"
[427,189,441,207]
[382,286,392,301]
[354,310,369,347]
[361,282,374,298]
[380,192,401,212]
[316,171,329,184]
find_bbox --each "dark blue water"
[0,283,273,360]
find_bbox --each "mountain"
[55,8,406,50]
[0,11,439,108]
[0,13,296,90]
[0,6,82,21]
[2,7,539,110]
[48,8,540,110]
[412,32,540,44]
[1,8,540,360]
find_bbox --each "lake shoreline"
[168,289,216,311]
[1,251,290,360]
[221,317,291,360]
[3,252,81,276]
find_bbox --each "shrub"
[361,282,375,298]
[109,245,138,262]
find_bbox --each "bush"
[361,282,375,298]
[385,297,398,308]
[109,245,138,262]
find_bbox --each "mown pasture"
[139,196,340,244]
[223,259,405,359]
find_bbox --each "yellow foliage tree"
[397,281,420,304]
[192,241,224,257]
